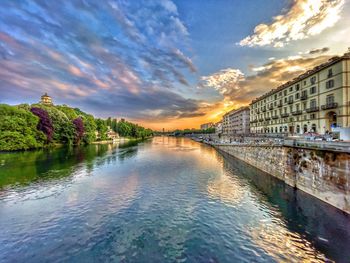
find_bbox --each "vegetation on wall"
[0,104,153,151]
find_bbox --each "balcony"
[268,105,273,110]
[277,102,283,108]
[258,118,264,122]
[261,107,266,112]
[321,102,338,110]
[265,117,271,121]
[300,94,308,100]
[272,115,279,119]
[281,113,289,118]
[306,106,319,113]
[292,110,302,116]
[256,110,260,114]
[288,99,294,104]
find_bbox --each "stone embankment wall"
[213,144,350,214]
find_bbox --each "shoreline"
[199,139,350,214]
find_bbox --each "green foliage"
[81,114,97,144]
[116,120,152,139]
[171,127,215,136]
[0,104,46,151]
[0,103,152,151]
[95,119,108,140]
[31,104,75,144]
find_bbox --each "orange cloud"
[239,0,345,47]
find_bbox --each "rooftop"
[251,51,350,104]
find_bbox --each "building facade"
[222,107,250,139]
[40,93,53,105]
[250,52,350,139]
[200,122,214,130]
[215,121,222,136]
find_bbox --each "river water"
[0,137,349,262]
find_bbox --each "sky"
[0,0,350,130]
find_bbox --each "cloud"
[239,0,345,47]
[306,47,330,54]
[201,54,332,105]
[0,0,199,124]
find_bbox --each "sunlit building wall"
[222,107,250,139]
[249,51,350,138]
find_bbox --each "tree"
[73,117,84,144]
[30,107,54,142]
[0,104,45,151]
[95,119,108,140]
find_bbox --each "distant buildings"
[249,51,350,139]
[200,122,214,130]
[40,93,53,105]
[222,107,250,138]
[215,121,223,137]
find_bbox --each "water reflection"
[207,172,245,206]
[0,137,349,262]
[219,150,350,262]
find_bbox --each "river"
[0,137,349,262]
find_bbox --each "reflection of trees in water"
[117,139,144,162]
[220,151,350,262]
[0,140,142,189]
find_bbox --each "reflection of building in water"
[247,223,326,262]
[207,173,244,205]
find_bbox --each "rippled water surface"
[0,137,349,262]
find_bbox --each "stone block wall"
[214,144,350,214]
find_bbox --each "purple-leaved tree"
[73,117,84,144]
[30,107,54,142]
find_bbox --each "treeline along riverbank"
[0,103,152,151]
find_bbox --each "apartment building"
[250,51,350,139]
[222,107,250,139]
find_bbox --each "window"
[284,90,287,96]
[296,104,300,111]
[310,76,316,84]
[311,123,317,132]
[310,86,316,94]
[326,94,334,104]
[284,98,287,103]
[310,99,317,108]
[328,68,333,78]
[326,79,334,89]
[296,84,300,91]
[310,113,316,120]
[304,80,306,85]
[295,93,300,99]
[296,125,300,133]
[274,94,277,100]
[279,92,282,97]
[289,86,293,92]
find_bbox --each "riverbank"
[203,140,350,214]
[91,137,130,145]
